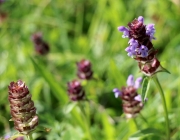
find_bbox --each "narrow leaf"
[129,128,164,140]
[30,57,68,104]
[141,77,150,103]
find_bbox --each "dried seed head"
[76,59,93,80]
[67,80,85,101]
[31,32,50,55]
[8,80,38,134]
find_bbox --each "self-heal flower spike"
[118,16,156,62]
[8,80,38,135]
[118,16,165,76]
[113,75,144,118]
[67,80,85,101]
[76,59,93,80]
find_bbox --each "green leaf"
[141,77,150,103]
[129,128,164,140]
[30,57,68,105]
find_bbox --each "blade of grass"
[30,57,68,105]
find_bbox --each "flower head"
[76,59,93,80]
[118,16,156,62]
[113,75,144,118]
[67,80,85,101]
[8,80,38,134]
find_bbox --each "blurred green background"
[1,0,180,139]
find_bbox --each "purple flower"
[139,45,148,57]
[138,16,144,23]
[125,39,139,57]
[113,88,122,98]
[113,75,144,118]
[127,75,142,89]
[118,26,129,38]
[146,24,156,40]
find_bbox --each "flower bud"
[8,80,38,134]
[67,80,85,101]
[31,32,50,55]
[76,59,93,80]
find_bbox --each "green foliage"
[1,0,180,139]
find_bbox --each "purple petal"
[146,24,155,40]
[127,75,134,86]
[134,77,142,89]
[118,26,128,32]
[139,45,148,57]
[134,95,142,102]
[138,16,144,23]
[117,26,129,38]
[125,46,131,52]
[113,88,122,98]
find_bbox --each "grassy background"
[1,0,180,139]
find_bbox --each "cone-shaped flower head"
[31,32,50,55]
[118,16,156,62]
[76,59,93,80]
[113,75,144,118]
[67,80,85,101]
[8,80,38,134]
[117,16,164,76]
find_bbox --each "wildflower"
[67,80,85,101]
[76,59,93,80]
[8,80,38,134]
[113,75,144,118]
[31,32,50,55]
[118,16,164,76]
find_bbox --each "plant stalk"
[153,75,170,140]
[27,134,33,140]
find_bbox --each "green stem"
[153,75,170,140]
[27,134,33,140]
[78,102,92,140]
[139,113,149,126]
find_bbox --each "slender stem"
[79,102,92,140]
[27,134,33,140]
[153,75,170,140]
[139,113,149,126]
[133,118,139,129]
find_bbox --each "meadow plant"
[76,59,93,80]
[113,75,144,119]
[8,80,38,140]
[67,79,86,101]
[118,16,170,139]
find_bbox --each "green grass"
[1,0,180,139]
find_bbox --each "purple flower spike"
[138,16,144,23]
[118,26,129,38]
[127,75,134,86]
[134,77,142,89]
[139,45,148,57]
[113,88,122,98]
[146,24,156,40]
